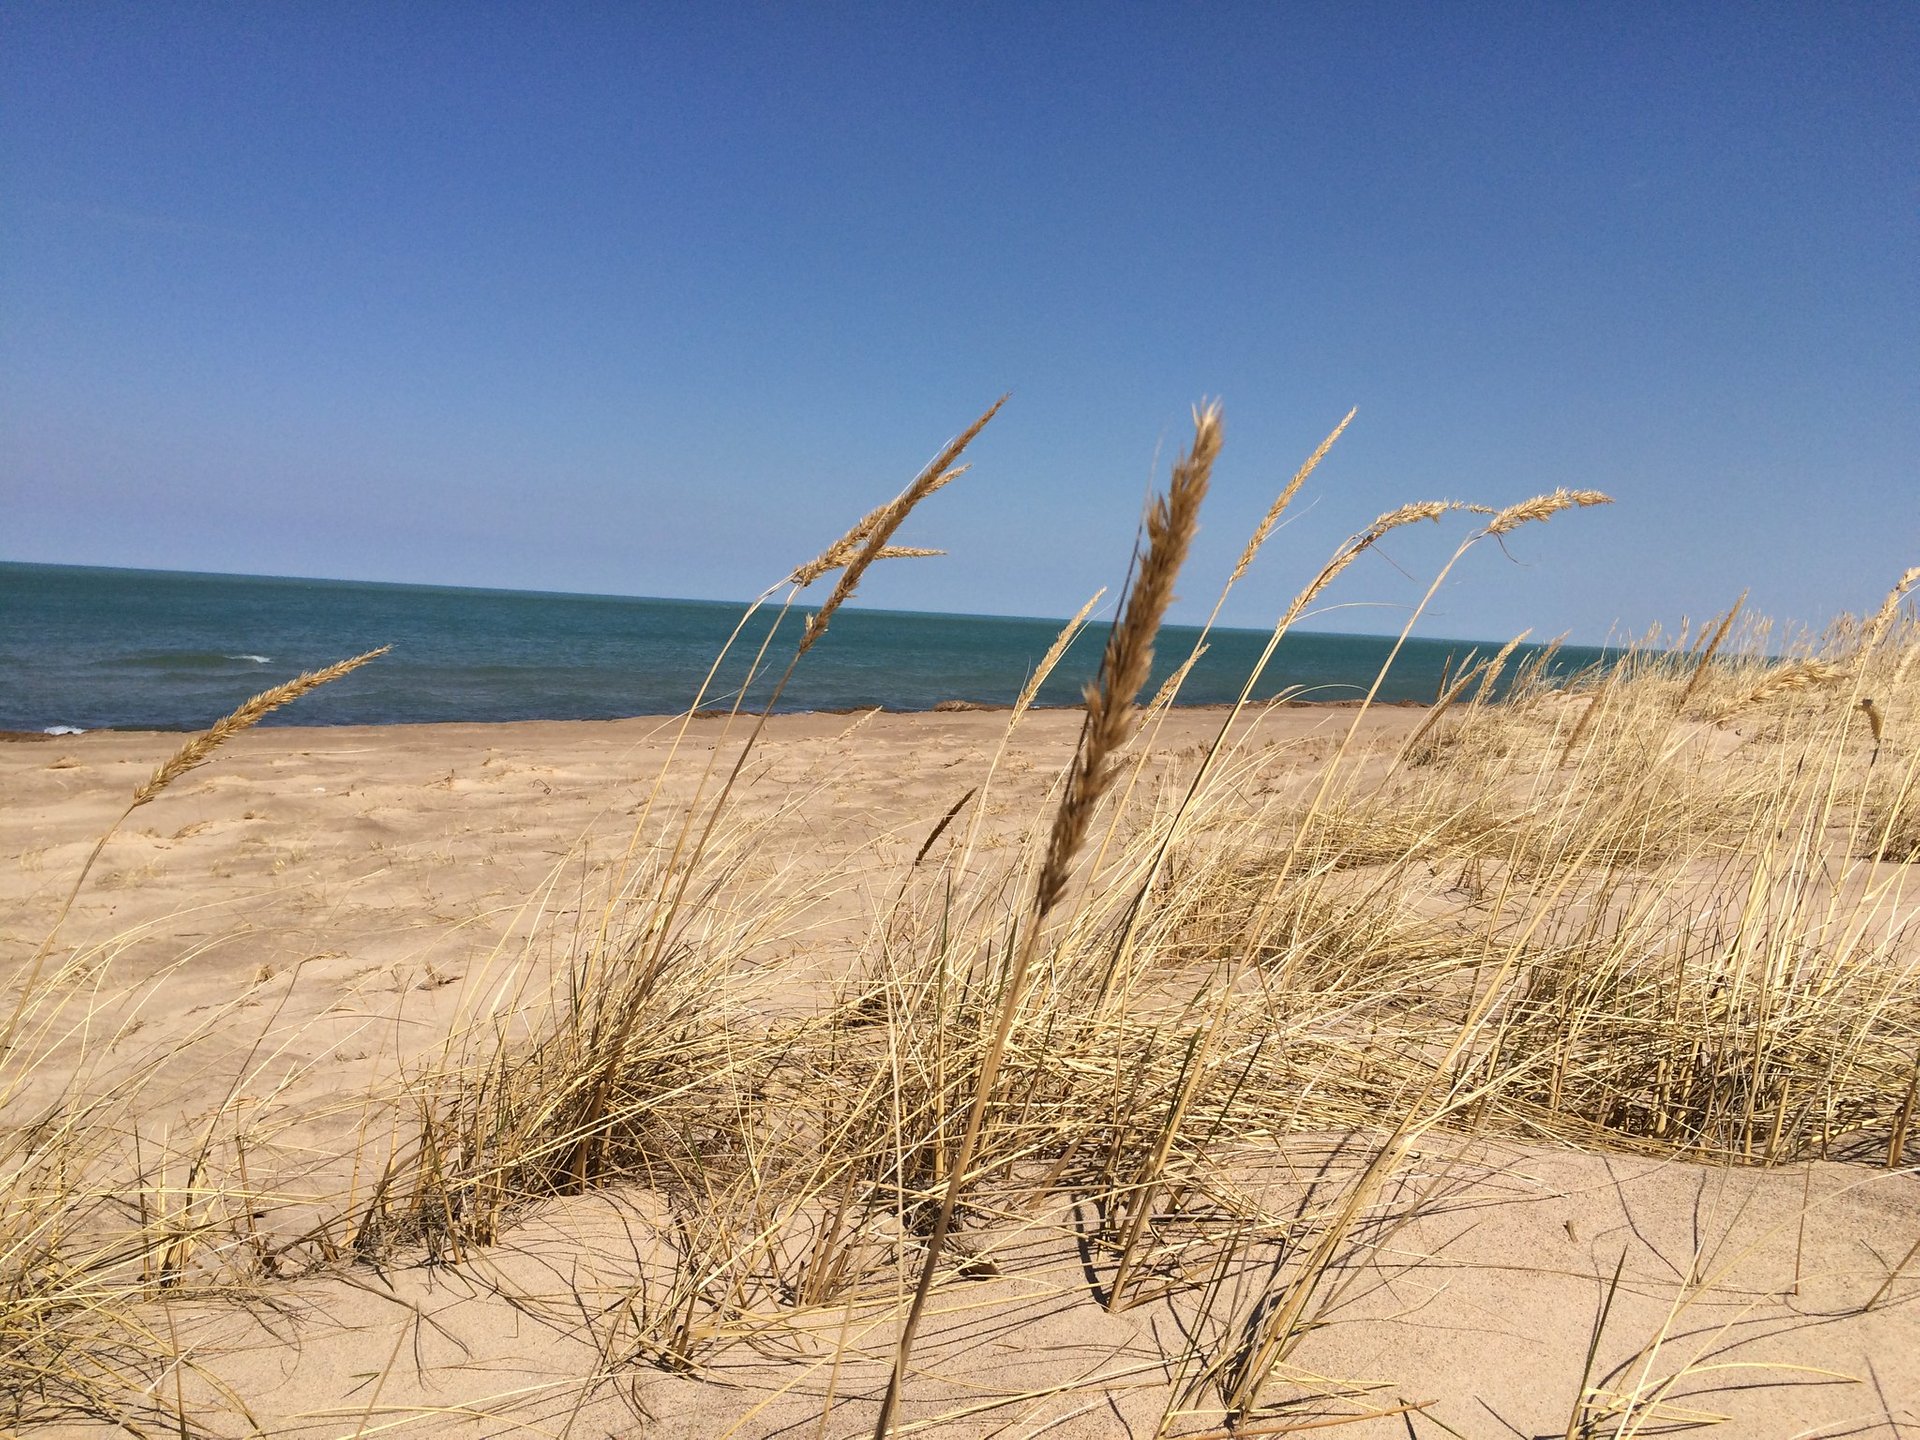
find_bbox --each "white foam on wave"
[228,654,272,664]
[43,725,86,736]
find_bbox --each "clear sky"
[2,3,1914,644]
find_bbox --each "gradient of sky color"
[3,3,1914,645]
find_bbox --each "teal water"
[0,562,1605,732]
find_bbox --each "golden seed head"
[1484,488,1614,536]
[130,647,391,809]
[1862,566,1920,648]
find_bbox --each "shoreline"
[0,694,1434,742]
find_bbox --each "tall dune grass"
[3,405,1916,1436]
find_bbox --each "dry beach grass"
[3,404,1918,1438]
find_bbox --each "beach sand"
[6,708,1321,1110]
[4,708,1916,1437]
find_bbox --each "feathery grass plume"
[131,648,392,807]
[567,402,1006,1186]
[1511,632,1566,694]
[1862,566,1920,650]
[910,787,975,868]
[1035,402,1220,918]
[1558,670,1615,768]
[873,401,1218,1440]
[1470,629,1532,705]
[668,404,1002,888]
[1260,500,1470,690]
[788,482,965,586]
[1483,487,1613,536]
[1396,632,1529,766]
[872,545,945,561]
[1674,591,1745,715]
[1296,501,1460,616]
[802,542,947,577]
[800,399,1006,650]
[1739,658,1852,707]
[1012,589,1106,718]
[1147,642,1207,712]
[1860,696,1885,762]
[1400,656,1488,761]
[1224,407,1354,589]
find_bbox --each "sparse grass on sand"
[4,405,1918,1438]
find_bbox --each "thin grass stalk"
[1260,489,1614,952]
[1106,1027,1208,1308]
[948,588,1106,886]
[569,399,1003,1185]
[1886,1052,1919,1170]
[0,647,389,1074]
[1558,668,1616,769]
[1565,1250,1630,1439]
[1862,566,1920,651]
[1090,500,1469,1013]
[1394,652,1495,765]
[871,402,1217,1439]
[1469,630,1532,706]
[1077,413,1359,919]
[1865,1231,1920,1312]
[586,581,788,963]
[802,400,1006,653]
[1203,497,1614,1418]
[1673,592,1744,715]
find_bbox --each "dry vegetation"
[4,404,1918,1437]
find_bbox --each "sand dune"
[4,700,1917,1438]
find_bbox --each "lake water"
[0,561,1604,732]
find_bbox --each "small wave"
[109,651,276,671]
[43,725,86,736]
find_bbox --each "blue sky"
[2,3,1913,644]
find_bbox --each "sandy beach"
[4,708,1278,1102]
[9,5,1914,1434]
[4,694,1918,1438]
